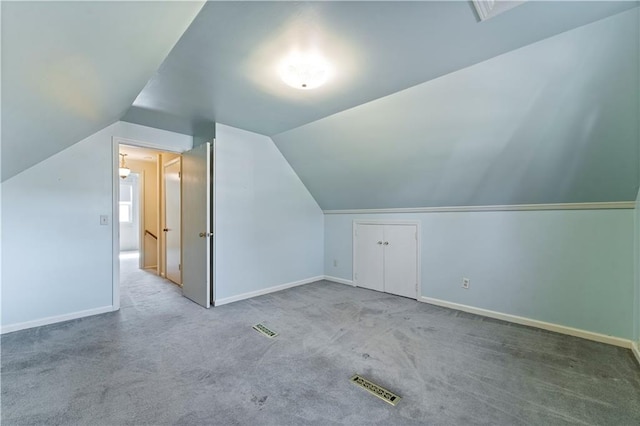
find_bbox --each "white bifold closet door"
[383,225,417,299]
[354,223,418,299]
[354,224,385,292]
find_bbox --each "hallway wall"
[125,158,159,268]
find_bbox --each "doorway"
[116,143,183,306]
[112,138,215,311]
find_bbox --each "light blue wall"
[214,124,324,301]
[1,122,192,329]
[274,9,639,210]
[325,209,634,339]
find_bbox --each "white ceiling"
[122,1,638,137]
[119,145,159,163]
[1,1,204,181]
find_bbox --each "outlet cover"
[462,278,470,289]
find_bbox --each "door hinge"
[178,171,181,179]
[178,263,181,271]
[415,232,417,240]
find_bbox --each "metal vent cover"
[350,374,401,406]
[252,323,278,338]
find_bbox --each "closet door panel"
[383,225,417,299]
[354,224,384,292]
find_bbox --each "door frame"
[137,170,146,270]
[210,140,217,304]
[111,137,183,311]
[352,220,422,299]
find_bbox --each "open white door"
[164,159,181,285]
[181,142,212,308]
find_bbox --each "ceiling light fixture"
[119,153,131,179]
[279,52,332,90]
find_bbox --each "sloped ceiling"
[122,1,637,137]
[273,9,639,209]
[4,1,638,210]
[1,1,204,181]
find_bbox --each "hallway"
[119,251,181,309]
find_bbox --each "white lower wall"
[1,121,192,331]
[214,124,324,301]
[325,209,634,339]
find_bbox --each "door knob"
[377,241,383,245]
[163,228,169,232]
[383,241,389,245]
[199,232,213,238]
[199,232,206,238]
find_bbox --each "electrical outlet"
[462,278,470,289]
[333,259,338,267]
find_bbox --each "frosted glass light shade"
[279,52,331,90]
[119,153,131,179]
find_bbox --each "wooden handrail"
[145,230,158,240]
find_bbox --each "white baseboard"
[323,275,355,286]
[419,296,632,349]
[632,341,640,366]
[1,305,116,335]
[215,276,324,306]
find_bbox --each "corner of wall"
[214,123,324,300]
[635,2,640,346]
[192,120,215,147]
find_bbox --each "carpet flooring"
[2,254,639,425]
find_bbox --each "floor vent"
[350,374,401,406]
[252,323,278,338]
